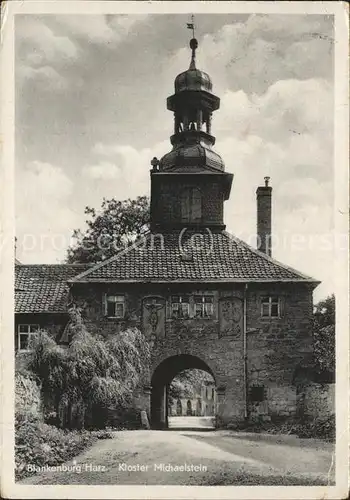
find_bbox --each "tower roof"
[174,38,213,94]
[159,142,225,172]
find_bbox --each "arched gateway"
[151,354,216,428]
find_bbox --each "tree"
[66,196,150,263]
[28,307,150,429]
[313,294,335,381]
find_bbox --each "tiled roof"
[15,264,90,313]
[70,231,318,284]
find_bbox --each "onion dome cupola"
[150,33,233,232]
[159,37,225,173]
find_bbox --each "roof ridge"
[68,232,152,283]
[222,231,319,282]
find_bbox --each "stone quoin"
[14,35,319,428]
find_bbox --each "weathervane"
[186,14,196,39]
[187,15,198,70]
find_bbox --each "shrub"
[296,415,335,440]
[27,309,150,429]
[15,421,95,480]
[15,371,42,425]
[224,415,335,441]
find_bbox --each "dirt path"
[19,429,335,486]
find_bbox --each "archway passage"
[150,354,216,429]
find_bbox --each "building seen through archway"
[151,355,216,429]
[167,368,216,422]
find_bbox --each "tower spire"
[187,14,197,70]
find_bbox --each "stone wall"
[67,281,313,425]
[246,283,313,419]
[298,383,335,421]
[151,175,224,228]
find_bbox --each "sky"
[15,13,335,301]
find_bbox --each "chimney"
[256,176,272,256]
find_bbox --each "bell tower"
[150,35,233,232]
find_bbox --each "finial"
[264,176,270,187]
[187,15,197,70]
[151,157,159,171]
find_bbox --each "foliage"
[27,307,150,429]
[313,294,335,329]
[225,415,335,442]
[15,421,95,480]
[14,364,114,480]
[313,294,335,381]
[15,370,42,426]
[168,369,214,405]
[66,196,150,263]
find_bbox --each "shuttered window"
[181,188,202,222]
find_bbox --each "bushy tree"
[313,294,335,381]
[66,196,150,263]
[28,307,150,429]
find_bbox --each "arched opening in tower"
[150,354,216,430]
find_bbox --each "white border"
[1,2,349,499]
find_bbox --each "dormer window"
[181,187,202,222]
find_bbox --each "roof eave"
[69,278,320,285]
[15,311,70,314]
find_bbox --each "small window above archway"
[181,187,202,223]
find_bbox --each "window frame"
[170,294,215,319]
[171,295,190,319]
[105,294,125,319]
[250,386,265,402]
[18,324,39,352]
[194,295,214,319]
[180,187,202,223]
[260,296,280,318]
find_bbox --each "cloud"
[83,141,169,201]
[83,162,121,181]
[16,162,81,263]
[214,78,333,185]
[51,14,149,45]
[17,17,79,65]
[17,65,69,90]
[196,14,334,95]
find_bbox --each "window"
[181,187,202,222]
[105,295,125,318]
[194,296,214,318]
[261,296,280,318]
[250,386,265,402]
[18,324,39,351]
[171,296,189,318]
